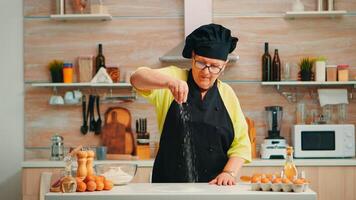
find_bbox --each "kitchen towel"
[318,89,348,107]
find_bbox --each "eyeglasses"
[193,58,225,74]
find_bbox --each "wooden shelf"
[159,54,239,63]
[285,11,347,19]
[50,14,112,21]
[31,82,132,88]
[261,81,356,90]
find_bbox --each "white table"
[45,183,317,200]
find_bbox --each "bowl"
[95,163,137,185]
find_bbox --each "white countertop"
[22,158,356,168]
[45,183,316,200]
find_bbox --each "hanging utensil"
[94,95,102,135]
[89,95,96,132]
[80,95,88,134]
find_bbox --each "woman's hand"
[167,79,189,104]
[209,172,236,186]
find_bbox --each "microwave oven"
[292,124,355,158]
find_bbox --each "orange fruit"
[76,181,87,192]
[261,177,270,183]
[272,178,282,184]
[104,180,113,190]
[84,175,96,183]
[96,181,105,191]
[86,180,97,192]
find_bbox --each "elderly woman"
[130,24,251,186]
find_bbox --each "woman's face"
[191,53,227,91]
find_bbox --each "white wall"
[0,0,24,200]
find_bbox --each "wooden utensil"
[246,117,257,158]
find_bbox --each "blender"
[260,106,288,159]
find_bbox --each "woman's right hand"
[167,79,189,104]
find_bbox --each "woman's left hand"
[208,172,236,186]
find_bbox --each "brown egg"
[293,178,305,185]
[104,180,114,190]
[261,177,270,183]
[251,176,261,183]
[84,175,96,183]
[96,181,105,191]
[76,181,87,192]
[266,174,273,181]
[282,178,291,184]
[86,181,97,192]
[272,178,282,184]
[240,176,251,182]
[95,175,106,182]
[76,177,83,183]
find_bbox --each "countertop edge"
[22,158,356,168]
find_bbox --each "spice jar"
[63,63,73,83]
[337,64,349,81]
[326,65,337,81]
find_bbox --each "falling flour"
[179,103,198,182]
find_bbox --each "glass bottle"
[95,43,106,73]
[283,146,298,181]
[61,155,77,193]
[272,49,281,81]
[262,42,272,81]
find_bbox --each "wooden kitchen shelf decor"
[31,82,132,88]
[284,11,347,19]
[50,14,112,21]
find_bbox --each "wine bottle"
[262,42,272,81]
[95,44,106,73]
[272,49,281,81]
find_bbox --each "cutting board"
[101,107,136,155]
[246,117,257,158]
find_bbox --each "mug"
[64,90,82,104]
[96,146,107,160]
[49,95,64,105]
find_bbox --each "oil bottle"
[283,146,298,181]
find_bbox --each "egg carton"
[251,182,309,193]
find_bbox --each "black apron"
[152,70,234,183]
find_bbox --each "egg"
[266,174,273,181]
[86,181,97,192]
[261,177,270,184]
[293,178,305,185]
[240,176,251,182]
[76,181,86,192]
[251,176,261,183]
[282,178,291,184]
[272,178,282,184]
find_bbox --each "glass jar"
[326,65,337,81]
[337,64,349,82]
[296,102,306,124]
[337,104,347,123]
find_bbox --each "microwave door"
[298,131,339,158]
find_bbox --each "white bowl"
[95,163,137,185]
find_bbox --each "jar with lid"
[50,134,64,161]
[326,65,337,81]
[63,62,73,83]
[337,64,349,81]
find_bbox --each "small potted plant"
[298,57,314,81]
[48,60,64,83]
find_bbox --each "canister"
[337,64,349,81]
[63,62,73,83]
